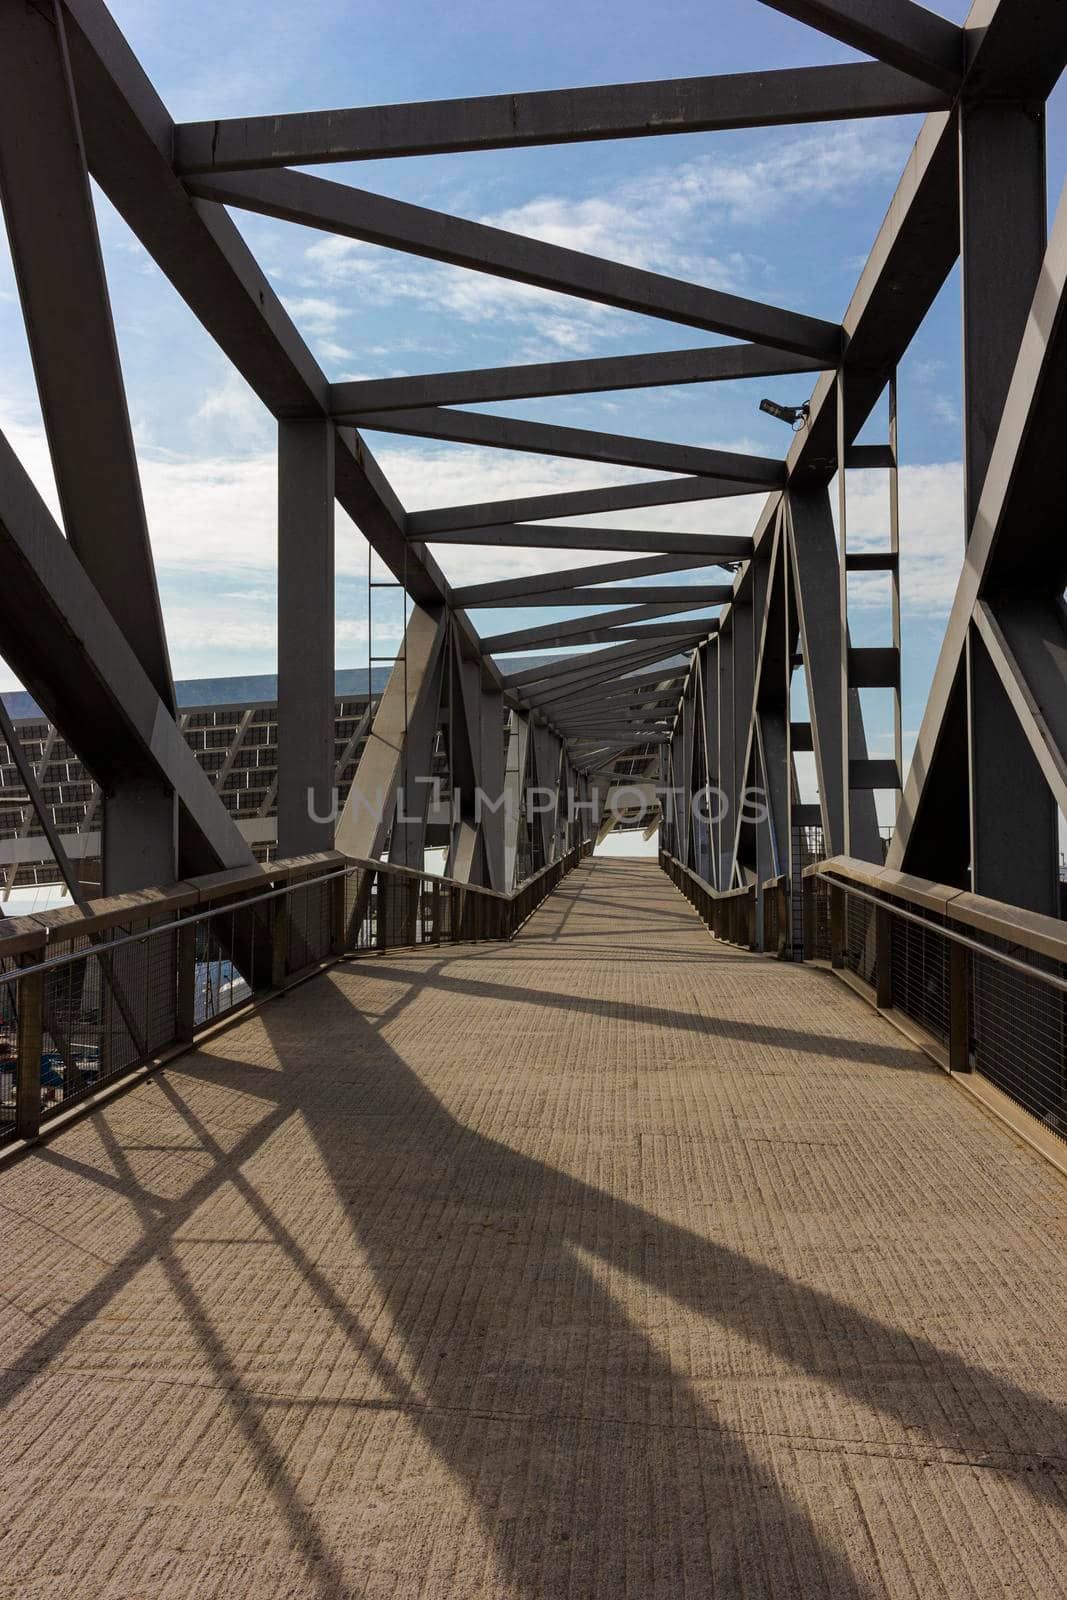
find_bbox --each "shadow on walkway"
[5,860,1066,1597]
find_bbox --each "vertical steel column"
[716,622,735,888]
[703,637,720,890]
[0,1,177,891]
[959,101,1057,914]
[502,710,530,890]
[836,371,901,858]
[731,597,755,881]
[479,680,507,891]
[277,419,335,855]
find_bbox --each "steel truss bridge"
[2,2,1067,1594]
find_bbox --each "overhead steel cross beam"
[331,343,827,414]
[57,1,531,719]
[175,61,949,172]
[531,664,689,711]
[780,0,1067,497]
[186,168,843,360]
[482,601,717,654]
[506,636,693,690]
[407,475,765,535]
[452,553,723,607]
[757,0,964,94]
[354,407,784,484]
[468,585,732,608]
[412,523,756,557]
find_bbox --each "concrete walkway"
[2,858,1066,1598]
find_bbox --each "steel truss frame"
[0,0,1063,908]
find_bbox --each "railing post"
[874,905,893,1009]
[271,893,289,987]
[330,873,348,957]
[15,962,43,1142]
[431,879,441,945]
[176,918,197,1043]
[829,883,845,969]
[376,872,388,952]
[406,879,419,947]
[949,939,971,1071]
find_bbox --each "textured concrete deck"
[2,857,1067,1598]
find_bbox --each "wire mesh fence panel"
[0,967,18,1141]
[286,877,334,972]
[197,901,270,1028]
[970,950,1067,1138]
[805,875,831,961]
[844,892,877,987]
[890,913,950,1044]
[763,884,780,954]
[343,869,375,951]
[37,922,179,1117]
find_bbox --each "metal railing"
[803,856,1067,1149]
[660,852,759,949]
[661,844,1067,1163]
[0,842,590,1148]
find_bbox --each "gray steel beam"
[59,0,464,639]
[0,700,82,904]
[972,598,1067,821]
[277,420,335,854]
[451,553,718,607]
[389,648,446,870]
[785,487,845,856]
[716,625,736,886]
[407,476,764,535]
[890,172,1067,895]
[0,0,173,710]
[785,0,1067,495]
[531,662,688,709]
[0,426,253,878]
[479,679,507,891]
[176,62,949,173]
[482,599,717,653]
[353,407,784,485]
[187,169,844,359]
[507,636,691,689]
[469,585,731,608]
[502,710,531,891]
[959,103,1046,529]
[957,95,1055,911]
[547,687,679,713]
[0,0,178,889]
[494,620,710,655]
[330,343,828,414]
[414,523,755,557]
[756,0,963,93]
[966,630,1058,913]
[335,605,448,861]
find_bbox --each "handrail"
[0,841,591,1150]
[814,870,1067,998]
[659,850,759,950]
[812,853,1067,967]
[662,846,1067,1178]
[0,846,589,981]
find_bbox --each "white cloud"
[838,460,964,612]
[0,409,965,694]
[285,123,906,365]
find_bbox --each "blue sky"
[2,0,1065,788]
